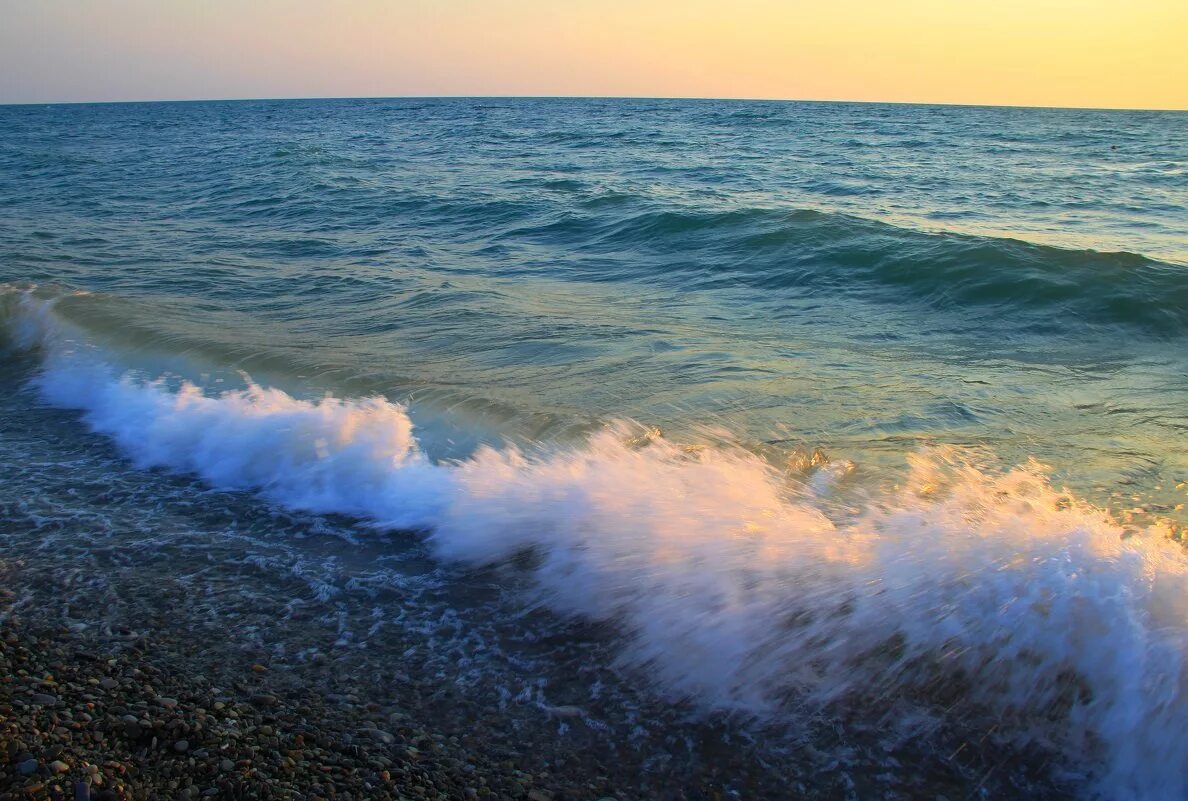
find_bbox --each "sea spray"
[3,286,1186,800]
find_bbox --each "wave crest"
[516,207,1188,336]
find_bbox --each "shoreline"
[0,541,1074,801]
[0,363,1079,801]
[0,550,808,801]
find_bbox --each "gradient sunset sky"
[1,0,1185,109]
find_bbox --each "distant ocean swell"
[3,285,1186,800]
[211,190,1186,335]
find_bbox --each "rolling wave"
[3,285,1186,800]
[516,207,1188,336]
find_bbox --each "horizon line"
[1,93,1185,114]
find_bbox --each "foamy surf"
[3,286,1186,800]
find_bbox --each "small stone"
[251,664,268,673]
[75,781,92,801]
[17,758,38,775]
[219,759,234,772]
[361,728,395,744]
[50,759,70,774]
[99,678,119,690]
[251,694,278,707]
[173,740,189,753]
[31,693,58,705]
[158,697,179,709]
[547,705,583,719]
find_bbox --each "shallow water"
[0,98,1186,799]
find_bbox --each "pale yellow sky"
[1,0,1185,109]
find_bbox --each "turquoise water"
[1,98,1187,799]
[3,100,1186,488]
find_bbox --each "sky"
[1,0,1185,110]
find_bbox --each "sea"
[0,98,1185,800]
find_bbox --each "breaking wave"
[3,286,1186,800]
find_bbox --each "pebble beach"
[0,545,1071,801]
[1,594,585,801]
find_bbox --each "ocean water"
[1,98,1186,799]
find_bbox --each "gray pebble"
[361,728,395,744]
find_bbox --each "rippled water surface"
[1,98,1186,800]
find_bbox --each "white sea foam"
[4,287,1186,800]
